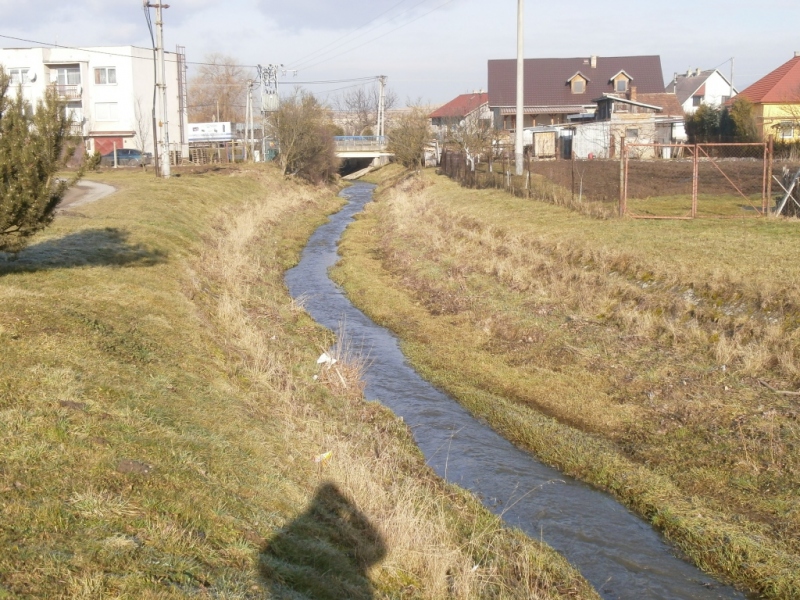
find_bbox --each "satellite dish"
[27,70,36,82]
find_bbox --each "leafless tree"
[132,96,151,152]
[333,84,397,136]
[269,89,339,183]
[446,116,493,171]
[388,104,431,169]
[188,53,247,123]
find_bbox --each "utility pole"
[730,57,735,101]
[146,2,171,178]
[258,64,281,160]
[376,75,387,139]
[244,81,251,161]
[515,0,525,176]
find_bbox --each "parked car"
[99,148,152,167]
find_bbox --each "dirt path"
[58,180,117,212]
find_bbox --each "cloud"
[255,0,439,31]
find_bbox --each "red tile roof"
[737,55,800,104]
[429,93,489,119]
[488,56,665,108]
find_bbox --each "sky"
[1,0,799,106]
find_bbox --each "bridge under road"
[335,136,393,177]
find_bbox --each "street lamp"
[515,0,524,176]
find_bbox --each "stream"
[285,182,745,600]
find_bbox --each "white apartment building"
[0,45,188,160]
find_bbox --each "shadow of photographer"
[0,227,166,275]
[260,482,386,599]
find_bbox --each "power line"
[290,0,429,71]
[299,0,458,72]
[0,33,257,69]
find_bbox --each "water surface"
[285,182,744,600]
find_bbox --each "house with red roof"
[429,92,491,139]
[736,53,800,140]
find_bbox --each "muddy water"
[285,182,745,600]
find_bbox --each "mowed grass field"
[0,166,596,599]
[334,166,800,598]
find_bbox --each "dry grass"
[332,169,800,598]
[0,165,595,599]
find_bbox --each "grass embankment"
[0,166,596,599]
[333,168,800,598]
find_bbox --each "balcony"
[52,84,82,100]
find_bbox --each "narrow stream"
[285,182,745,600]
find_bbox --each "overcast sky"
[1,0,798,105]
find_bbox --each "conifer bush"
[0,68,83,253]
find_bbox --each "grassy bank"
[0,166,596,599]
[332,167,800,598]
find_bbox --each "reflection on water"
[285,182,745,600]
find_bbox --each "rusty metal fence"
[620,141,773,219]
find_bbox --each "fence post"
[619,136,626,216]
[571,148,575,202]
[766,136,774,215]
[692,144,699,218]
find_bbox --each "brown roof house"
[487,54,666,130]
[667,68,737,114]
[429,92,491,139]
[736,53,800,141]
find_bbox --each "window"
[616,78,628,92]
[572,79,585,94]
[54,67,81,86]
[692,95,703,107]
[94,102,119,122]
[8,68,29,85]
[780,121,795,139]
[94,67,117,85]
[625,128,639,139]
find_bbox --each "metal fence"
[621,142,773,219]
[440,140,799,219]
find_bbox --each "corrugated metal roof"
[488,55,665,108]
[499,106,585,115]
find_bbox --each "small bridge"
[334,136,392,159]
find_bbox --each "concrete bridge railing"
[334,136,388,152]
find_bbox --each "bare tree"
[188,53,247,123]
[388,105,431,169]
[132,96,151,152]
[447,116,493,171]
[269,89,340,183]
[333,84,397,136]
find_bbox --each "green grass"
[0,166,596,599]
[332,169,800,598]
[626,193,767,217]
